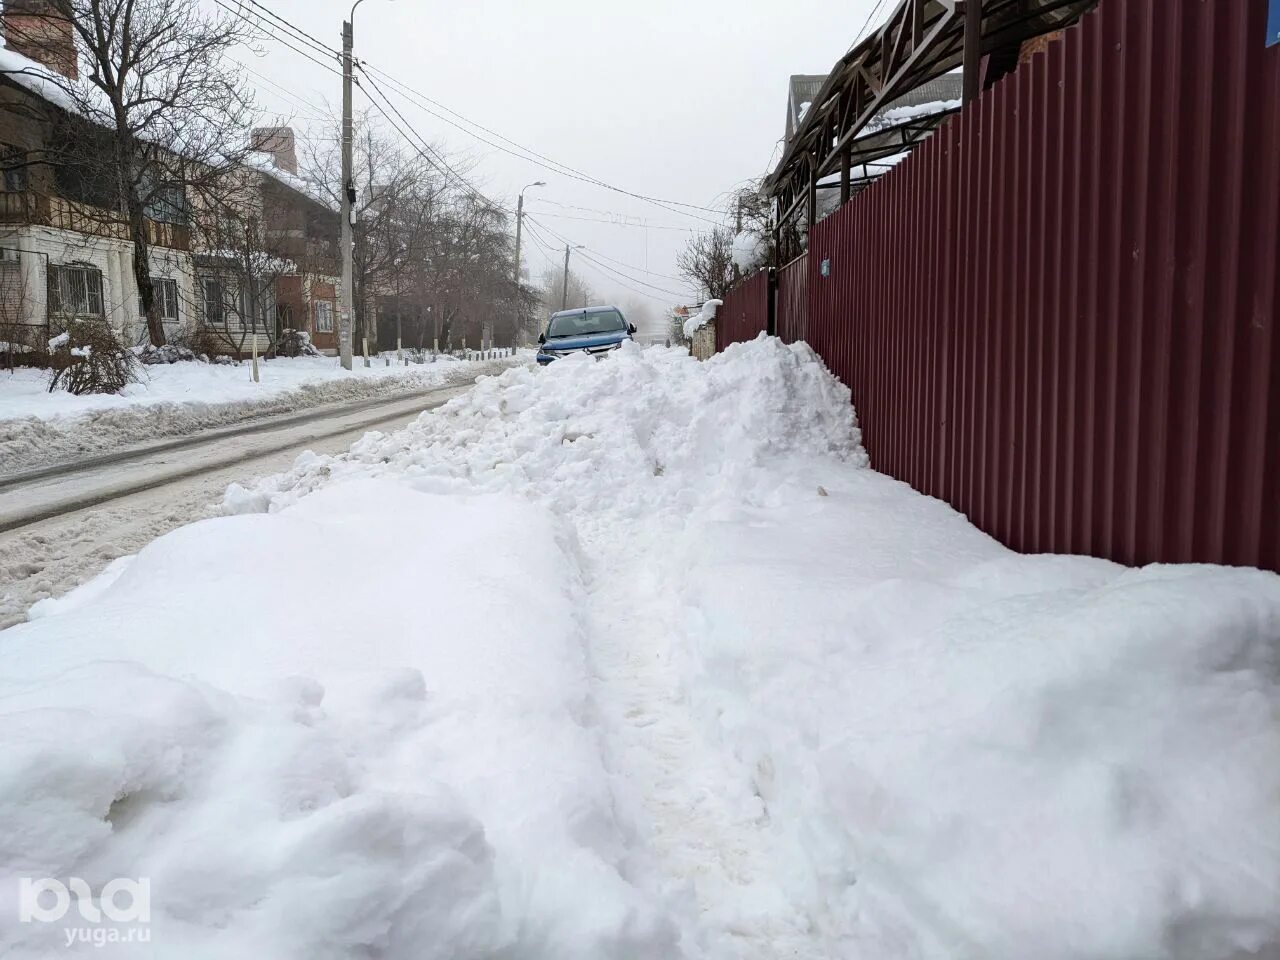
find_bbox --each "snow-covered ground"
[0,393,445,630]
[0,353,521,472]
[1,338,1277,959]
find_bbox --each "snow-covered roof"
[1,37,334,217]
[876,98,961,125]
[0,37,77,111]
[243,151,336,213]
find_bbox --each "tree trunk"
[128,205,165,347]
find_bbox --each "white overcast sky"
[220,0,880,323]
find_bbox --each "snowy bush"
[46,320,139,395]
[137,343,197,365]
[275,328,322,358]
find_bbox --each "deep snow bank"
[0,483,676,958]
[679,474,1280,958]
[4,337,1278,959]
[226,337,1280,959]
[225,338,865,520]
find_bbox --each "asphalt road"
[0,383,472,533]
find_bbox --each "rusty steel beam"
[963,0,983,102]
[766,0,1098,244]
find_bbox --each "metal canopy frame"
[766,0,1097,260]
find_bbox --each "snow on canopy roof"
[0,37,78,112]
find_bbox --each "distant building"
[0,0,342,357]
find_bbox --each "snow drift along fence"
[715,269,769,353]
[728,0,1280,572]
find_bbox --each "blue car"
[536,305,636,365]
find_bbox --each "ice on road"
[2,338,1277,959]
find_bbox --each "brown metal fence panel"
[796,0,1279,572]
[715,269,769,352]
[776,255,808,344]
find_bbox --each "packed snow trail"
[580,517,835,959]
[2,339,1277,959]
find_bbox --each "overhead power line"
[529,210,695,233]
[227,2,705,305]
[358,63,729,224]
[231,2,732,226]
[525,219,680,307]
[214,0,340,76]
[236,0,339,57]
[524,216,694,301]
[357,66,508,213]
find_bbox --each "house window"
[314,299,334,333]
[144,181,189,225]
[201,277,240,327]
[48,264,104,319]
[1,146,27,193]
[139,278,179,322]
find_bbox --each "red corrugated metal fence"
[776,255,808,345]
[727,0,1279,571]
[715,269,769,352]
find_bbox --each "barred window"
[202,277,240,327]
[139,278,179,322]
[48,264,104,319]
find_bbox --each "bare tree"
[23,0,255,346]
[677,226,735,300]
[301,122,444,351]
[300,119,525,352]
[190,196,292,362]
[538,264,594,318]
[730,183,774,275]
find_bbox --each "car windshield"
[547,309,625,338]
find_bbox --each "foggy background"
[217,0,882,336]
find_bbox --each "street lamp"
[512,180,545,346]
[339,0,393,370]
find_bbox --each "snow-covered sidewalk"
[1,339,1277,959]
[0,353,523,472]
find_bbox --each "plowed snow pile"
[1,338,1277,960]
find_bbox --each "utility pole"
[512,181,544,345]
[339,18,355,370]
[561,244,571,311]
[560,243,584,311]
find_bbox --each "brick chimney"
[250,127,298,175]
[2,0,78,81]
